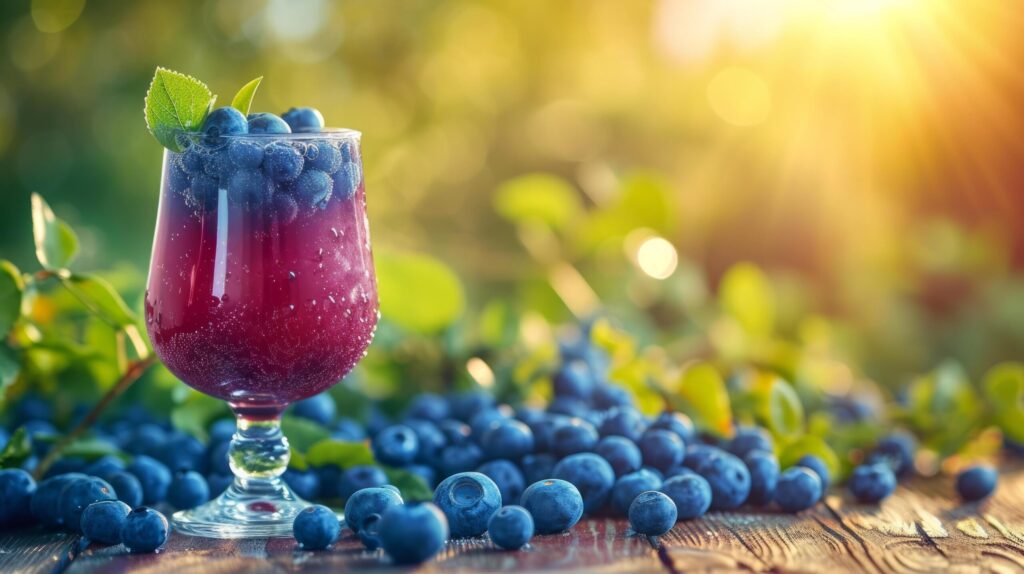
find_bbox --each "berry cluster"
[166,106,361,218]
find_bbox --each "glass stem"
[230,414,290,488]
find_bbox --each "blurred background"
[1,0,1024,421]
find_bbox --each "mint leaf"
[31,193,79,271]
[0,260,24,338]
[231,76,263,116]
[144,67,215,152]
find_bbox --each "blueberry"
[694,450,751,510]
[339,465,388,500]
[332,417,367,442]
[638,429,686,473]
[848,463,896,503]
[81,500,131,544]
[476,460,526,506]
[469,406,514,441]
[744,451,779,506]
[293,504,339,550]
[648,412,696,442]
[629,491,677,536]
[520,453,557,485]
[448,391,496,422]
[956,465,997,501]
[206,441,231,476]
[373,425,420,466]
[207,473,233,497]
[357,513,383,550]
[593,383,634,409]
[59,476,116,532]
[273,191,299,224]
[103,471,144,508]
[599,406,647,442]
[127,455,171,505]
[405,393,451,422]
[293,169,333,208]
[547,397,589,419]
[866,431,916,477]
[553,362,594,401]
[247,112,292,134]
[201,107,248,146]
[379,502,449,565]
[208,419,237,444]
[43,457,89,479]
[186,174,220,211]
[263,141,305,182]
[552,453,615,514]
[437,443,484,476]
[120,507,169,553]
[179,146,205,175]
[728,426,773,459]
[344,486,403,533]
[404,464,437,489]
[32,473,87,527]
[481,420,535,461]
[437,419,472,446]
[15,394,53,425]
[156,433,206,473]
[774,467,822,512]
[283,469,320,500]
[519,479,584,534]
[400,419,446,463]
[552,418,599,458]
[84,455,125,477]
[796,455,831,497]
[514,407,547,426]
[201,148,237,179]
[167,159,190,193]
[0,469,36,527]
[227,139,264,169]
[596,436,642,477]
[488,505,534,550]
[660,474,712,520]
[281,107,325,132]
[433,472,501,538]
[611,469,663,516]
[307,140,343,173]
[528,414,569,454]
[291,393,337,426]
[167,470,209,510]
[683,444,721,471]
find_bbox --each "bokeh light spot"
[706,66,772,127]
[466,357,495,388]
[31,0,85,33]
[636,237,678,280]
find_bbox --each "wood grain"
[0,528,87,574]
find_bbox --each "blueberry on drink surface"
[293,169,333,208]
[552,453,615,514]
[596,436,643,478]
[247,112,292,134]
[344,486,403,534]
[774,467,822,512]
[480,419,535,461]
[611,469,663,516]
[0,469,36,527]
[639,429,686,473]
[333,161,360,201]
[519,479,584,534]
[282,107,325,132]
[660,473,712,520]
[956,465,997,501]
[372,425,420,466]
[263,141,305,182]
[273,192,299,224]
[81,500,131,544]
[201,106,248,146]
[226,168,270,207]
[227,139,264,169]
[744,450,780,506]
[293,504,340,550]
[476,459,526,506]
[693,450,751,511]
[307,140,343,173]
[433,471,501,538]
[848,463,896,503]
[488,505,534,550]
[167,470,210,510]
[379,503,449,565]
[120,507,169,553]
[628,490,677,536]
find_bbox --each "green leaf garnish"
[144,67,216,152]
[31,193,78,271]
[230,76,263,116]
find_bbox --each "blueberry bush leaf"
[766,378,804,439]
[281,416,331,452]
[983,362,1024,442]
[144,67,215,152]
[31,193,79,271]
[383,466,433,501]
[305,439,375,469]
[171,390,229,442]
[779,434,841,479]
[376,249,466,334]
[0,346,19,405]
[0,428,32,469]
[674,362,733,436]
[65,274,138,327]
[0,260,24,338]
[720,262,775,336]
[230,76,263,116]
[494,174,582,230]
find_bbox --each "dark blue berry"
[379,503,449,564]
[44,457,88,479]
[293,504,339,550]
[59,476,116,532]
[552,417,599,458]
[227,169,271,207]
[120,507,169,553]
[639,429,686,473]
[273,192,298,223]
[339,465,388,500]
[179,146,205,174]
[728,426,773,459]
[283,469,320,500]
[437,443,484,476]
[281,107,325,132]
[206,441,231,476]
[660,474,712,520]
[127,455,171,505]
[344,486,403,534]
[308,140,343,173]
[744,450,779,505]
[167,159,190,193]
[332,162,360,201]
[207,473,233,497]
[201,107,248,146]
[103,471,144,508]
[476,459,526,506]
[599,406,647,442]
[774,467,822,512]
[186,173,220,211]
[694,450,751,510]
[956,465,997,501]
[291,393,337,426]
[405,393,451,422]
[592,383,634,409]
[332,417,367,441]
[373,425,420,466]
[81,500,130,544]
[208,419,237,444]
[552,453,615,514]
[401,419,446,463]
[247,112,292,134]
[156,433,206,473]
[527,414,569,453]
[849,463,896,503]
[404,464,437,489]
[226,139,264,169]
[546,396,589,419]
[553,362,593,401]
[648,412,695,442]
[683,444,721,471]
[437,418,472,446]
[629,490,677,536]
[32,473,87,527]
[488,505,534,550]
[866,432,916,477]
[0,469,36,527]
[596,436,642,477]
[293,169,333,208]
[481,419,534,461]
[84,455,125,477]
[469,406,514,441]
[448,391,495,422]
[520,453,557,484]
[519,479,583,534]
[611,469,662,516]
[514,407,547,426]
[433,472,501,538]
[263,141,305,182]
[357,513,383,550]
[796,455,831,497]
[167,470,209,510]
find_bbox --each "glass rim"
[179,128,362,144]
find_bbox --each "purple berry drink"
[145,131,377,416]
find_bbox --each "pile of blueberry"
[165,105,361,218]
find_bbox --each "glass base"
[172,478,325,538]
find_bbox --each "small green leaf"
[144,67,215,152]
[720,262,775,336]
[0,428,32,469]
[779,435,841,480]
[171,390,229,442]
[31,193,79,271]
[674,362,732,436]
[305,439,374,469]
[0,260,24,338]
[230,76,263,116]
[494,174,581,229]
[376,250,465,334]
[64,274,138,327]
[61,437,122,461]
[766,378,804,439]
[383,466,433,501]
[289,447,308,471]
[0,345,21,405]
[983,362,1024,443]
[282,416,331,452]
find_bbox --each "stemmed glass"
[145,130,377,537]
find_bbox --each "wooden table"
[3,463,1023,573]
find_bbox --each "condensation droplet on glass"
[327,295,336,304]
[289,304,296,312]
[330,227,340,240]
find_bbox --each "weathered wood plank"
[0,529,86,574]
